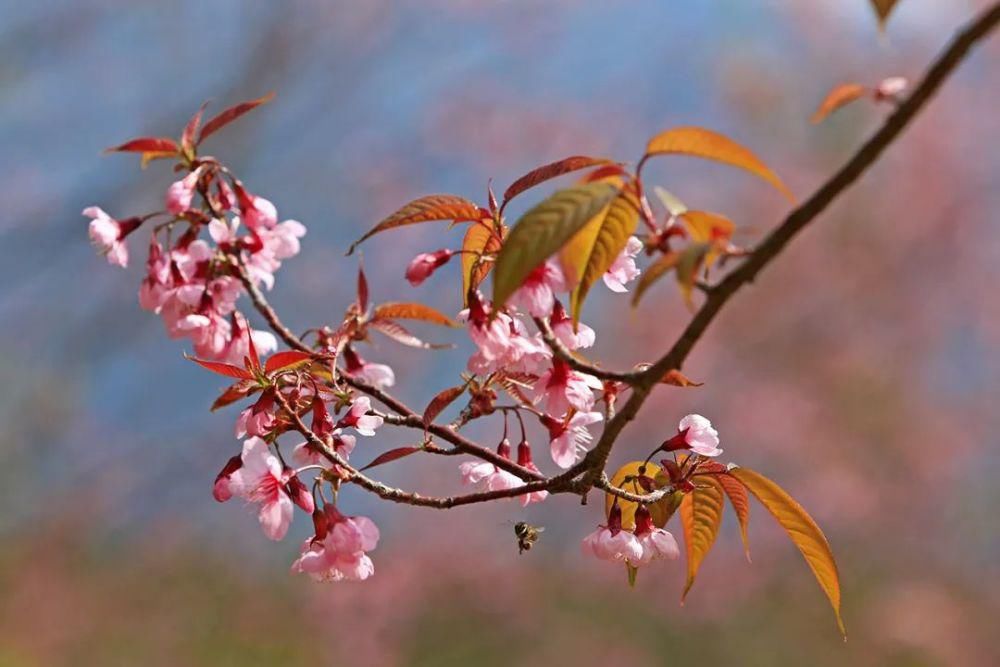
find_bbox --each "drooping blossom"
[603,236,643,292]
[581,503,643,563]
[405,249,453,286]
[632,505,680,565]
[550,300,595,350]
[336,396,383,436]
[342,346,395,389]
[509,259,567,317]
[534,358,602,416]
[235,391,278,439]
[292,505,379,582]
[292,397,357,468]
[165,169,201,215]
[460,291,551,375]
[516,441,548,506]
[84,207,139,267]
[661,413,722,457]
[240,193,278,231]
[543,411,603,469]
[459,440,524,494]
[221,437,294,540]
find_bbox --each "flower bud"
[405,249,453,286]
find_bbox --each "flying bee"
[513,521,544,554]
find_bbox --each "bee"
[513,521,544,554]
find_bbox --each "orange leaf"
[198,92,275,144]
[697,462,751,561]
[631,250,680,308]
[660,369,704,388]
[372,302,458,327]
[604,461,681,531]
[461,221,502,304]
[730,467,845,637]
[369,319,452,350]
[422,384,467,428]
[644,126,794,201]
[502,155,615,209]
[680,210,735,267]
[811,83,867,124]
[348,194,482,255]
[679,476,725,602]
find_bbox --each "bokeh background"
[2,1,999,665]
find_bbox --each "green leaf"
[730,467,846,638]
[563,191,640,324]
[679,476,725,602]
[644,126,794,202]
[626,562,639,587]
[492,182,620,309]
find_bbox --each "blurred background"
[1,0,999,665]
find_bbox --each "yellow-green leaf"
[372,302,458,327]
[631,250,680,308]
[680,210,734,268]
[348,194,481,255]
[653,186,689,217]
[679,476,725,602]
[493,182,619,309]
[676,242,711,309]
[811,83,867,124]
[605,461,680,531]
[563,191,640,323]
[461,221,502,304]
[644,126,794,202]
[730,467,845,637]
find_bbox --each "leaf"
[680,210,735,267]
[372,302,458,327]
[198,91,275,144]
[631,251,680,308]
[181,101,209,155]
[730,467,845,637]
[563,190,640,323]
[605,461,680,531]
[644,127,794,201]
[626,562,639,587]
[357,262,369,313]
[360,446,423,471]
[461,221,502,304]
[653,186,689,217]
[105,137,179,154]
[186,356,253,380]
[347,195,482,255]
[502,156,615,208]
[140,151,178,169]
[263,350,313,374]
[676,242,711,309]
[422,384,467,427]
[869,0,899,28]
[811,83,867,124]
[493,182,620,309]
[660,369,704,388]
[369,319,452,350]
[718,474,752,562]
[210,380,260,411]
[679,476,726,602]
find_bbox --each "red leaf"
[264,350,313,374]
[502,156,616,209]
[357,262,369,313]
[187,356,254,380]
[369,319,453,350]
[360,446,422,471]
[182,101,209,154]
[422,384,467,427]
[347,194,481,255]
[106,137,179,154]
[211,380,260,411]
[198,92,275,144]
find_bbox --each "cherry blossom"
[292,506,380,582]
[516,441,548,506]
[661,413,722,457]
[509,259,567,317]
[603,236,643,292]
[336,396,383,436]
[534,359,602,416]
[632,505,680,565]
[342,346,396,389]
[543,411,603,469]
[223,437,295,541]
[84,207,137,267]
[581,505,642,563]
[459,440,523,494]
[165,169,200,215]
[550,301,595,350]
[405,249,453,286]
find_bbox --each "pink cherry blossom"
[534,359,602,416]
[550,301,595,350]
[603,236,643,292]
[165,169,200,215]
[632,505,680,565]
[517,441,548,506]
[342,347,396,389]
[459,440,523,495]
[875,76,908,101]
[581,505,643,563]
[226,437,295,541]
[544,411,603,469]
[241,194,278,230]
[212,454,243,503]
[235,392,278,439]
[509,259,566,317]
[337,396,383,436]
[292,506,379,582]
[662,414,722,457]
[84,206,136,267]
[405,249,453,286]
